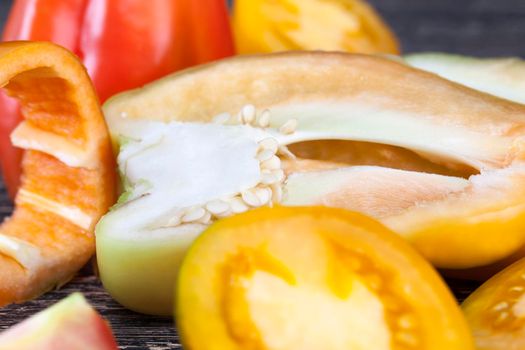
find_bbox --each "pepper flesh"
[405,53,525,105]
[0,0,234,198]
[0,0,88,199]
[0,41,116,306]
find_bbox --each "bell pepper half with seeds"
[97,52,525,315]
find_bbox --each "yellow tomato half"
[232,0,400,55]
[463,257,525,350]
[176,206,473,350]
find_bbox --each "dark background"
[0,0,524,349]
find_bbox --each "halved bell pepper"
[0,41,116,306]
[0,0,234,198]
[99,51,525,315]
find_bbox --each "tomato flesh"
[177,206,474,350]
[463,257,525,349]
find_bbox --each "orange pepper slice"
[0,41,116,306]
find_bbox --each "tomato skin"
[0,0,235,198]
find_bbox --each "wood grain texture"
[0,0,522,348]
[0,276,180,350]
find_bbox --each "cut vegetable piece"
[177,206,474,350]
[232,0,400,55]
[462,257,525,350]
[99,51,525,315]
[284,165,525,268]
[283,166,470,218]
[97,118,287,315]
[0,293,118,350]
[0,233,42,271]
[405,53,525,104]
[0,42,116,306]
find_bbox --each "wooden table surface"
[0,0,524,348]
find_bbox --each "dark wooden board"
[0,0,523,348]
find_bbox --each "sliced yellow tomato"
[232,0,400,54]
[177,206,474,350]
[463,257,525,349]
[0,42,116,305]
